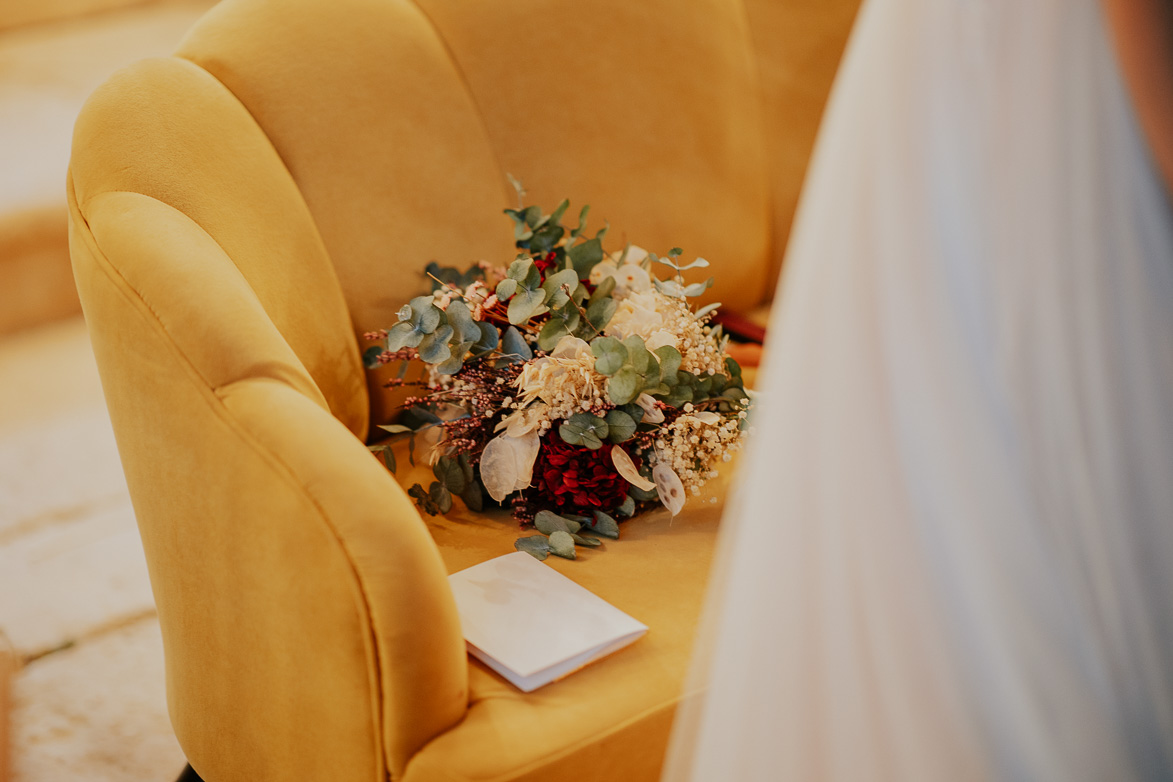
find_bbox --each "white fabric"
[664,0,1173,779]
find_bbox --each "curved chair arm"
[69,187,467,781]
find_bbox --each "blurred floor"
[0,0,216,337]
[0,317,183,782]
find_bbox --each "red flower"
[533,251,559,275]
[529,433,629,512]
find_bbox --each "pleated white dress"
[663,0,1173,779]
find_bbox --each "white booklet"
[447,551,649,692]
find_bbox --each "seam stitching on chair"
[79,190,327,407]
[405,0,516,207]
[70,189,389,782]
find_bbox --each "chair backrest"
[172,0,859,425]
[68,0,857,778]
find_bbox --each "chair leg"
[176,763,204,782]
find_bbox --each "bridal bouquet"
[364,197,749,560]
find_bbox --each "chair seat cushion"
[392,450,728,782]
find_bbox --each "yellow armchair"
[67,1,856,780]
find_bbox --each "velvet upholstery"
[67,1,857,779]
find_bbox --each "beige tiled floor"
[0,318,184,781]
[0,0,217,336]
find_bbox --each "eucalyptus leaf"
[694,301,721,320]
[508,287,547,324]
[435,353,465,376]
[417,304,443,334]
[472,321,499,356]
[678,257,711,270]
[617,495,636,519]
[417,330,453,364]
[623,336,652,373]
[570,533,602,548]
[385,321,420,352]
[607,367,642,405]
[524,261,543,289]
[683,278,715,298]
[586,296,617,332]
[433,456,466,495]
[590,510,620,539]
[404,405,441,425]
[409,294,435,318]
[496,278,519,300]
[653,278,686,298]
[428,481,454,514]
[529,223,564,253]
[629,483,659,502]
[542,268,579,308]
[501,327,532,362]
[591,336,627,376]
[654,345,683,380]
[397,304,413,321]
[534,510,581,536]
[588,275,616,305]
[549,198,570,226]
[461,481,484,512]
[507,258,531,281]
[569,237,604,280]
[662,384,695,409]
[570,204,590,238]
[559,412,608,449]
[368,444,395,473]
[538,318,575,352]
[362,345,384,369]
[620,402,646,424]
[445,299,481,341]
[604,410,637,443]
[548,530,577,559]
[515,535,551,560]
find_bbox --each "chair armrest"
[69,188,467,781]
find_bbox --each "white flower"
[550,335,592,361]
[610,245,649,266]
[590,256,651,294]
[495,403,549,437]
[589,260,618,286]
[606,291,669,342]
[644,329,678,351]
[480,431,540,502]
[611,263,651,294]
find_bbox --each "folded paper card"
[447,551,649,692]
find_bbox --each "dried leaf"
[480,431,541,502]
[653,463,686,516]
[635,393,665,423]
[611,446,656,492]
